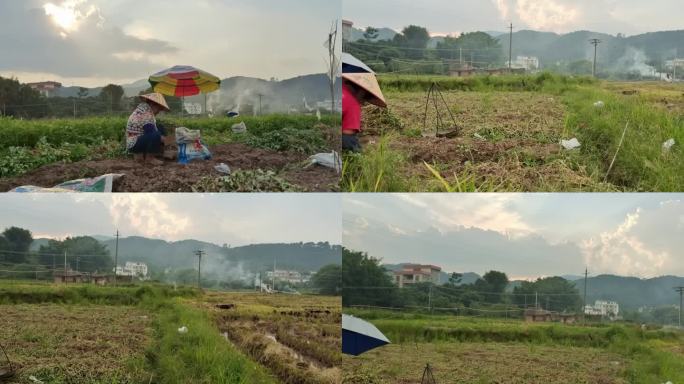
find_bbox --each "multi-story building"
[584,300,620,318]
[115,262,148,279]
[266,270,305,284]
[394,264,441,288]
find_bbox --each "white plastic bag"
[176,127,211,164]
[178,326,188,334]
[662,138,675,152]
[308,151,342,173]
[232,122,247,134]
[593,101,605,108]
[561,138,581,150]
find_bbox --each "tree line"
[0,76,184,119]
[342,248,582,316]
[347,25,503,74]
[0,226,112,279]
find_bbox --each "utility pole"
[428,283,433,314]
[675,287,684,328]
[63,250,67,284]
[674,48,678,82]
[195,250,205,289]
[583,268,588,322]
[272,257,277,291]
[114,230,119,286]
[508,23,514,71]
[589,39,602,78]
[73,99,76,119]
[459,47,463,67]
[76,255,79,273]
[258,94,263,115]
[535,291,538,308]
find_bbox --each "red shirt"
[342,83,361,132]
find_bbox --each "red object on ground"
[342,83,362,133]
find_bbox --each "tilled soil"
[0,143,339,192]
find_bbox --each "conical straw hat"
[140,93,171,111]
[342,73,387,108]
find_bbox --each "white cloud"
[109,195,190,241]
[581,201,684,277]
[492,0,579,32]
[395,194,535,238]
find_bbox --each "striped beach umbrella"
[149,65,221,97]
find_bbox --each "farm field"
[341,309,684,384]
[0,114,340,192]
[342,74,684,192]
[0,282,342,384]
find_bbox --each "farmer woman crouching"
[341,73,387,153]
[126,93,171,165]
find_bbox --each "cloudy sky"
[343,194,684,280]
[0,194,341,246]
[344,0,682,36]
[0,0,340,87]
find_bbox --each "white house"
[394,264,442,288]
[584,300,620,319]
[507,56,540,71]
[115,262,148,279]
[266,270,305,284]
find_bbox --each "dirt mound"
[0,143,338,192]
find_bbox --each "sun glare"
[44,2,78,32]
[43,0,101,37]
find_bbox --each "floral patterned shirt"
[126,102,157,149]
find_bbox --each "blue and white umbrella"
[342,53,374,74]
[341,53,387,107]
[342,314,390,356]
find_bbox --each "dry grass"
[0,304,152,383]
[194,292,342,384]
[343,342,628,384]
[357,91,606,191]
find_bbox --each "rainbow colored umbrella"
[149,65,221,97]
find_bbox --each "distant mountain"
[51,73,341,113]
[573,275,684,310]
[349,26,684,76]
[561,275,584,281]
[498,29,684,74]
[98,236,341,273]
[382,263,480,285]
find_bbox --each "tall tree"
[395,25,431,60]
[513,276,582,312]
[39,236,112,273]
[342,248,396,307]
[363,27,379,41]
[1,227,33,263]
[312,264,341,295]
[99,84,125,112]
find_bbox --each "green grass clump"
[148,299,277,384]
[341,136,411,192]
[562,87,684,191]
[378,72,594,93]
[0,283,198,305]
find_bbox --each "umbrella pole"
[204,93,207,117]
[181,96,184,118]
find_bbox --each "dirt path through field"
[0,143,338,192]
